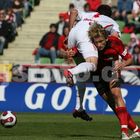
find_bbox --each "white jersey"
[68,11,120,59]
[76,11,120,33]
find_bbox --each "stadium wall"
[0,83,140,115]
[0,64,140,115]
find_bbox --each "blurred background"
[0,1,140,140]
[0,0,140,113]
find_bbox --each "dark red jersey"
[97,36,132,71]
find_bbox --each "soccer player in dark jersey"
[87,22,140,140]
[64,22,140,139]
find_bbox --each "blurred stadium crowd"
[0,0,40,55]
[0,0,140,65]
[33,0,140,65]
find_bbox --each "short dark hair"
[49,23,56,28]
[96,4,112,17]
[69,3,75,9]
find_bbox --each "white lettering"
[121,88,128,103]
[83,87,98,111]
[0,85,8,101]
[133,99,140,112]
[51,86,72,110]
[51,69,65,83]
[28,68,51,82]
[25,84,46,109]
[106,105,113,112]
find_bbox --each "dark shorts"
[91,71,121,95]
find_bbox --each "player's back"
[74,11,120,34]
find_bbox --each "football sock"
[68,62,96,75]
[115,107,128,133]
[75,82,86,111]
[127,112,140,132]
[75,93,82,110]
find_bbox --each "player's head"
[88,22,108,50]
[96,4,112,17]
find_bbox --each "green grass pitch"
[0,113,140,140]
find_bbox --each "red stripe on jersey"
[104,24,113,29]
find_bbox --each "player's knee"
[85,57,98,71]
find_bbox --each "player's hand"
[66,49,76,58]
[113,61,125,71]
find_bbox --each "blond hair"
[88,22,107,41]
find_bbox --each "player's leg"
[107,86,140,139]
[68,41,98,74]
[110,86,129,139]
[73,82,92,121]
[96,78,140,140]
[64,42,98,86]
[110,80,140,136]
[94,79,129,139]
[128,113,140,139]
[72,55,92,121]
[101,89,140,139]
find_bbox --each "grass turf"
[0,113,140,140]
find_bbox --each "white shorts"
[68,26,98,59]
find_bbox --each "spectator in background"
[117,0,133,14]
[57,26,74,64]
[83,3,90,12]
[5,8,17,39]
[122,22,135,34]
[132,45,140,65]
[0,10,13,42]
[0,0,13,10]
[71,0,86,11]
[128,33,140,54]
[12,0,24,28]
[112,7,122,20]
[35,23,60,64]
[56,14,69,35]
[0,37,5,55]
[0,10,11,54]
[86,0,101,11]
[34,0,41,6]
[131,0,140,22]
[117,0,133,24]
[57,26,69,57]
[59,3,75,23]
[23,0,33,18]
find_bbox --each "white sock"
[75,83,86,111]
[134,125,139,132]
[68,62,96,75]
[75,92,81,110]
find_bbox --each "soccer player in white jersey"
[64,5,120,84]
[63,5,121,121]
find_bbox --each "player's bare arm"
[69,8,78,31]
[113,58,133,71]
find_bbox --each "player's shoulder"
[108,35,122,44]
[108,36,124,50]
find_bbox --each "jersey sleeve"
[111,37,132,60]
